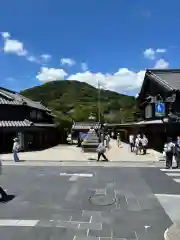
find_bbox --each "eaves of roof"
[148,71,174,91]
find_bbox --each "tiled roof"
[72,122,100,130]
[0,119,33,127]
[0,87,50,111]
[0,97,22,105]
[148,69,180,90]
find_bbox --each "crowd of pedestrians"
[128,133,148,155]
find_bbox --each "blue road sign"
[155,103,165,117]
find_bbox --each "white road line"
[166,173,180,177]
[0,220,39,227]
[173,178,180,183]
[160,169,180,172]
[60,173,93,178]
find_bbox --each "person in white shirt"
[164,137,175,169]
[142,135,148,155]
[129,134,134,152]
[117,133,121,147]
[12,138,20,162]
[97,141,108,161]
[134,135,142,155]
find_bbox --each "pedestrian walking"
[134,135,142,155]
[117,133,121,147]
[96,141,109,162]
[174,136,180,168]
[142,135,148,155]
[164,137,175,169]
[12,138,20,162]
[106,134,110,149]
[0,159,15,202]
[129,134,134,152]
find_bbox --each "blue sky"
[0,0,179,95]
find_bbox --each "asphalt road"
[0,165,179,240]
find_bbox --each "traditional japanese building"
[105,69,180,151]
[0,87,58,153]
[136,69,180,150]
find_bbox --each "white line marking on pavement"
[60,173,93,177]
[160,169,180,172]
[173,178,180,183]
[0,220,39,227]
[166,173,180,177]
[155,194,180,222]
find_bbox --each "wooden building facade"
[136,69,180,150]
[105,69,180,151]
[0,87,58,153]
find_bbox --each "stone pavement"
[0,165,173,240]
[0,139,162,163]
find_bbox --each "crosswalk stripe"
[166,173,180,177]
[173,179,180,183]
[160,169,180,172]
[0,220,39,227]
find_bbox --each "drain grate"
[89,194,116,206]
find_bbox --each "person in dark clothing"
[0,160,15,202]
[174,136,180,168]
[164,137,175,169]
[0,186,8,201]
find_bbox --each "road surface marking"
[0,220,39,227]
[155,194,180,222]
[60,173,93,177]
[160,169,180,172]
[173,178,180,183]
[166,173,180,177]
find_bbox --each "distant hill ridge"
[21,80,137,123]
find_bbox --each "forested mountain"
[21,80,138,124]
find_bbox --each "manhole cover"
[89,194,116,206]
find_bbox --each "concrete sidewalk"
[0,140,162,162]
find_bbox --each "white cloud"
[27,55,39,63]
[156,48,166,53]
[67,68,145,93]
[41,54,51,62]
[154,59,169,69]
[3,38,27,56]
[1,32,10,38]
[36,67,68,82]
[81,62,88,71]
[143,48,156,60]
[143,48,167,60]
[60,58,75,66]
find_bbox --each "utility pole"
[97,80,101,123]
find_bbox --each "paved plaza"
[0,164,180,240]
[0,140,162,163]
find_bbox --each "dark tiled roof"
[148,69,180,90]
[0,119,33,127]
[0,97,21,105]
[72,122,100,130]
[0,87,50,111]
